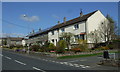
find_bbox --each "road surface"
[1,49,119,72]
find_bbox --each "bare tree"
[88,30,101,47]
[99,14,117,45]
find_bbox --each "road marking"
[81,66,86,68]
[45,60,48,61]
[85,66,90,68]
[0,54,3,56]
[60,62,64,64]
[14,60,26,65]
[33,67,46,72]
[74,64,79,66]
[69,64,74,66]
[80,65,84,67]
[75,65,80,67]
[5,56,11,60]
[52,61,55,62]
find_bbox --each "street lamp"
[23,14,30,54]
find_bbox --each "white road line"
[74,64,79,66]
[69,64,74,66]
[60,62,64,64]
[45,60,48,61]
[52,61,55,62]
[0,54,3,56]
[33,67,46,72]
[85,66,90,68]
[79,65,84,67]
[63,62,68,64]
[5,56,11,60]
[14,60,26,65]
[56,62,59,63]
[81,66,86,68]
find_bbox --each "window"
[74,35,80,39]
[59,37,63,40]
[51,31,54,35]
[80,34,85,40]
[61,28,65,32]
[74,24,79,30]
[52,39,54,43]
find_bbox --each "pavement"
[1,48,119,72]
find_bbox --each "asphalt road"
[1,49,119,72]
[1,50,84,71]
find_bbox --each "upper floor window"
[61,28,65,32]
[74,24,79,30]
[51,31,54,35]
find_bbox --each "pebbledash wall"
[48,10,107,45]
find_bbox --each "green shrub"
[56,40,67,54]
[30,45,41,51]
[107,44,114,49]
[48,43,56,51]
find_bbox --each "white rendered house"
[27,10,107,47]
[48,10,107,46]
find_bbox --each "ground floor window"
[80,34,85,40]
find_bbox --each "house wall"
[86,10,107,43]
[28,33,48,45]
[48,21,86,46]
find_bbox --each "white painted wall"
[86,10,107,43]
[48,21,86,45]
[48,10,107,45]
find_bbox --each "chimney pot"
[63,17,66,23]
[58,21,60,24]
[80,11,83,17]
[32,30,34,33]
[39,28,42,31]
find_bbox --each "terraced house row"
[27,10,108,47]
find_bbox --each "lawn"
[57,50,119,59]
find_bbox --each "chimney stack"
[80,9,83,17]
[32,30,35,34]
[63,17,66,24]
[58,21,60,24]
[39,28,42,32]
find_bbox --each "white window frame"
[74,24,79,30]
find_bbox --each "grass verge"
[57,51,119,59]
[57,53,103,59]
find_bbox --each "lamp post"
[23,14,30,54]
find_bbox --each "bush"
[16,45,23,48]
[71,48,82,53]
[9,45,15,49]
[56,40,67,54]
[107,44,114,49]
[95,46,109,51]
[30,45,41,51]
[77,39,88,51]
[48,43,56,51]
[101,46,109,50]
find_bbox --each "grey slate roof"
[27,10,98,37]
